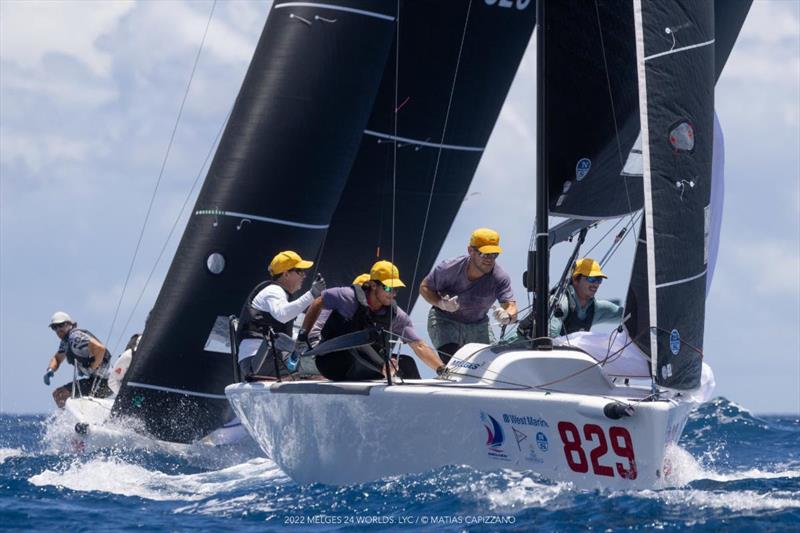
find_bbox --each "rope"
[104,0,217,347]
[406,0,474,310]
[112,108,231,354]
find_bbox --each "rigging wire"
[406,0,474,310]
[104,0,217,347]
[111,108,232,353]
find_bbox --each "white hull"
[227,345,697,489]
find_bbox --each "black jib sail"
[314,0,537,311]
[626,0,716,389]
[113,1,398,442]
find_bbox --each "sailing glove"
[436,295,460,313]
[295,329,311,354]
[492,306,513,325]
[310,275,326,298]
[43,369,55,386]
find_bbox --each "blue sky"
[1,0,798,415]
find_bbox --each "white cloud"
[0,0,135,77]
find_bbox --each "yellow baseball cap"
[370,260,406,288]
[469,228,503,254]
[352,273,371,285]
[572,258,607,279]
[269,250,314,275]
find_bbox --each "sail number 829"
[557,422,637,479]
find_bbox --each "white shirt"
[238,284,314,360]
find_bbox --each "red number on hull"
[610,426,638,480]
[557,423,637,480]
[584,424,614,477]
[557,421,588,473]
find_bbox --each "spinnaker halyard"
[113,0,398,443]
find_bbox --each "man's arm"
[408,340,445,372]
[88,337,107,370]
[48,352,65,372]
[301,297,324,332]
[419,278,442,307]
[594,299,624,325]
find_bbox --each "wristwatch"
[435,365,447,376]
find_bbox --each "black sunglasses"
[471,247,499,259]
[50,322,68,331]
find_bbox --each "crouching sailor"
[44,311,112,408]
[236,250,325,378]
[550,258,623,336]
[301,260,445,381]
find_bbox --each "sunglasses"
[471,247,499,259]
[50,322,68,331]
[381,284,395,293]
[585,276,604,284]
[289,268,308,275]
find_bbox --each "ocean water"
[1,398,797,532]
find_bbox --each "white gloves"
[492,306,513,325]
[436,295,460,313]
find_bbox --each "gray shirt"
[424,255,515,324]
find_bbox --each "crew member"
[550,258,623,336]
[301,261,445,381]
[420,228,517,362]
[237,250,325,378]
[44,311,112,408]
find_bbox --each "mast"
[533,0,550,344]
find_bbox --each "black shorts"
[56,377,113,399]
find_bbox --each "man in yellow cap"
[419,228,517,362]
[236,250,325,377]
[301,260,445,381]
[550,257,623,336]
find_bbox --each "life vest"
[236,280,294,346]
[320,285,398,353]
[560,286,596,335]
[63,328,110,375]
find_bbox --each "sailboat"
[226,0,751,489]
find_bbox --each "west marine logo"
[481,411,509,461]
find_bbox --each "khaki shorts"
[427,307,490,349]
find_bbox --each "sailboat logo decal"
[484,413,504,448]
[575,158,591,181]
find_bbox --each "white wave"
[461,470,574,510]
[0,447,25,463]
[29,456,288,501]
[664,444,800,486]
[639,489,800,512]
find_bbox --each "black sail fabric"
[627,0,715,390]
[113,1,397,443]
[545,0,642,219]
[315,0,537,311]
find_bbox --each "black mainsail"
[315,0,537,310]
[113,1,398,442]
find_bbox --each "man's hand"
[492,306,513,325]
[310,275,326,298]
[295,329,311,354]
[436,295,460,313]
[43,369,55,386]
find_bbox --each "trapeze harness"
[316,285,419,381]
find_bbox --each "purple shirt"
[424,255,515,324]
[314,287,421,343]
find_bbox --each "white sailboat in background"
[227,0,751,489]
